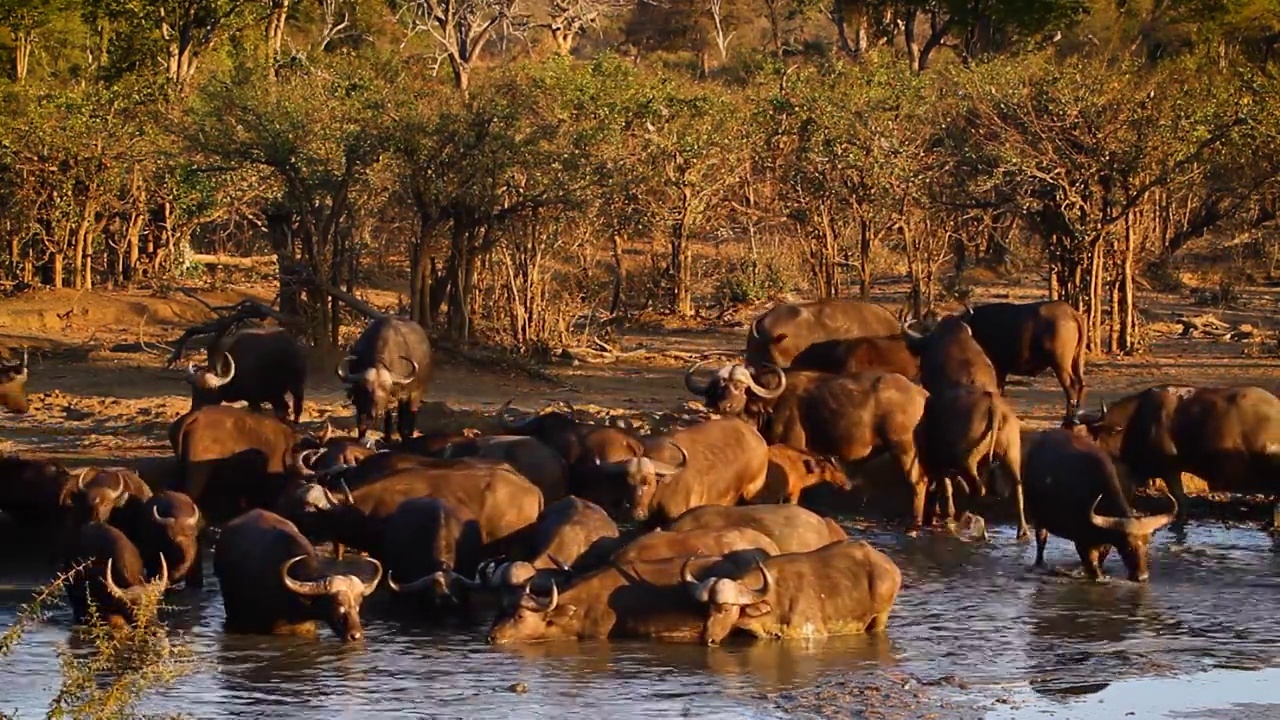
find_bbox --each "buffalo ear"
[549,604,578,623]
[742,602,772,618]
[771,333,788,346]
[802,458,819,474]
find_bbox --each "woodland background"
[1,0,1278,357]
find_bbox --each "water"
[4,521,1280,719]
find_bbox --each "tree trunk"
[1119,212,1136,353]
[610,234,625,316]
[266,0,291,79]
[671,190,694,317]
[903,8,921,72]
[14,29,33,82]
[1087,238,1104,353]
[858,217,871,299]
[550,26,574,56]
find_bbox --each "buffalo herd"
[1,296,1278,647]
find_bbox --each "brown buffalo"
[66,467,153,527]
[1024,429,1177,581]
[958,300,1087,418]
[788,335,920,381]
[336,317,434,442]
[184,327,308,423]
[682,539,901,645]
[745,299,900,369]
[902,314,999,395]
[396,428,483,456]
[138,491,203,589]
[614,528,781,563]
[169,405,305,524]
[65,521,168,627]
[443,435,569,501]
[667,504,847,554]
[686,364,927,528]
[757,444,852,505]
[597,417,769,526]
[0,348,30,414]
[478,496,620,597]
[215,509,382,641]
[382,497,485,614]
[1073,385,1280,519]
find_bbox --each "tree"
[0,0,66,81]
[390,0,520,93]
[84,0,255,88]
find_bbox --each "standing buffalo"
[788,336,920,381]
[958,301,1087,418]
[65,521,168,627]
[1073,385,1280,519]
[0,348,30,414]
[667,504,847,554]
[682,540,902,645]
[169,405,304,524]
[745,299,900,369]
[214,509,382,641]
[336,317,433,442]
[382,497,484,614]
[598,417,769,526]
[1024,429,1176,582]
[184,328,308,423]
[685,364,926,529]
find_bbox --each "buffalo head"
[684,361,786,417]
[336,355,419,434]
[103,554,168,620]
[0,349,30,414]
[280,554,382,641]
[486,579,567,644]
[185,353,236,409]
[802,454,853,492]
[682,556,773,646]
[149,492,201,582]
[1087,490,1177,582]
[386,559,482,608]
[597,445,689,522]
[71,468,129,525]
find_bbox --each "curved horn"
[152,552,169,589]
[722,559,774,606]
[320,484,341,507]
[76,468,94,491]
[280,555,329,596]
[183,361,200,385]
[20,348,28,370]
[360,557,383,597]
[295,448,322,476]
[385,357,419,386]
[188,504,200,527]
[498,398,534,431]
[152,504,176,528]
[547,554,571,572]
[208,353,236,388]
[900,321,925,342]
[541,580,559,612]
[1100,399,1109,416]
[335,355,357,384]
[681,556,716,604]
[108,473,126,504]
[103,558,130,604]
[649,443,689,476]
[340,479,354,505]
[387,570,432,594]
[744,364,786,399]
[1128,489,1178,535]
[683,359,716,395]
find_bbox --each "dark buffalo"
[169,404,304,524]
[0,455,74,527]
[788,335,920,381]
[667,504,847,554]
[65,521,168,627]
[685,364,927,528]
[682,539,901,645]
[1073,385,1280,519]
[382,497,484,614]
[302,450,441,494]
[138,491,203,589]
[486,552,767,644]
[958,300,1087,418]
[336,317,433,442]
[294,459,543,556]
[597,418,769,526]
[443,435,569,501]
[66,467,153,527]
[902,314,999,395]
[745,299,900,369]
[214,509,382,641]
[478,496,620,596]
[916,386,1029,539]
[396,428,483,456]
[1024,429,1177,581]
[0,348,29,414]
[757,444,853,505]
[184,327,308,423]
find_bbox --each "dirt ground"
[1,280,1277,521]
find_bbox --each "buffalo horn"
[152,504,176,528]
[547,554,571,572]
[107,473,126,505]
[295,448,322,476]
[339,479,355,505]
[387,570,436,594]
[649,443,689,477]
[104,554,168,605]
[280,555,330,596]
[183,361,200,385]
[497,398,533,431]
[1088,491,1178,535]
[681,556,715,604]
[360,557,383,597]
[335,355,357,384]
[75,467,94,491]
[724,560,774,606]
[900,320,925,342]
[189,504,200,527]
[540,580,560,612]
[683,359,716,395]
[743,363,786,399]
[208,353,236,388]
[385,357,419,386]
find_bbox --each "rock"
[506,682,528,694]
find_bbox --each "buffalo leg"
[187,543,204,589]
[269,395,290,422]
[290,383,305,424]
[382,411,394,442]
[1078,543,1111,580]
[397,399,418,442]
[900,448,928,534]
[1161,474,1190,523]
[1034,528,1049,567]
[1052,363,1076,421]
[866,609,892,632]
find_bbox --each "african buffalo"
[667,504,847,554]
[614,528,781,564]
[685,364,926,528]
[137,491,203,589]
[382,497,484,614]
[336,317,433,442]
[757,444,852,505]
[169,405,304,524]
[745,299,900,369]
[184,327,308,423]
[485,551,767,644]
[682,539,901,645]
[397,428,483,456]
[1073,385,1280,519]
[902,314,999,394]
[443,435,569,501]
[788,335,920,381]
[0,349,29,414]
[66,467,152,527]
[478,496,620,596]
[65,521,168,627]
[1024,429,1177,582]
[597,417,769,526]
[958,300,1087,418]
[214,509,382,641]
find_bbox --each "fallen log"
[188,254,277,268]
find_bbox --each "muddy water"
[2,521,1279,719]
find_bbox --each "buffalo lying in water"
[382,497,484,614]
[65,521,168,627]
[667,504,846,554]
